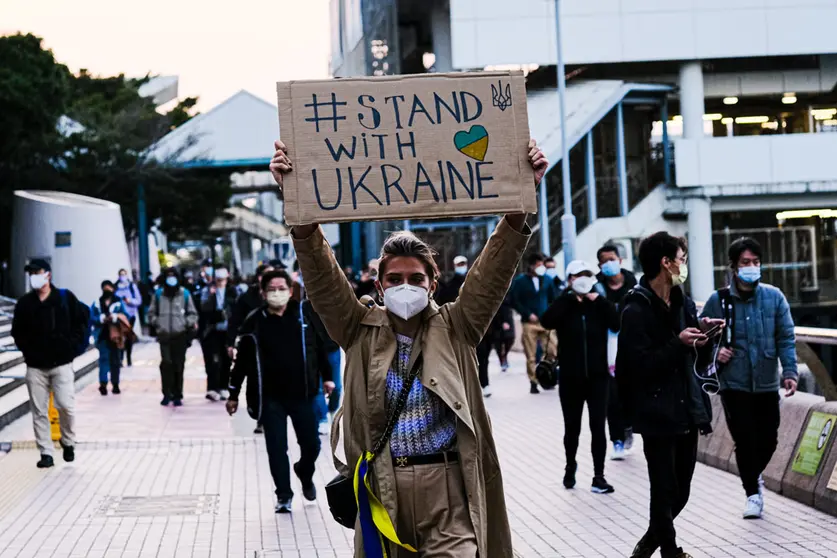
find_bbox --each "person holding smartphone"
[700,237,797,520]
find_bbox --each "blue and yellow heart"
[454,125,489,162]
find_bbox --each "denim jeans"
[261,397,321,499]
[313,350,342,424]
[97,339,121,386]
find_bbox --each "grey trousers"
[25,363,76,455]
[392,460,478,557]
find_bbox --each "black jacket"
[596,269,638,314]
[198,284,238,339]
[488,295,515,342]
[12,286,87,369]
[616,279,713,436]
[435,273,466,306]
[540,290,618,382]
[228,300,335,420]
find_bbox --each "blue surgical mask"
[544,268,558,280]
[738,266,761,284]
[601,260,621,277]
[454,266,468,276]
[165,276,178,287]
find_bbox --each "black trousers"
[607,378,626,443]
[641,430,698,558]
[160,336,189,400]
[123,315,137,366]
[261,397,321,500]
[476,337,492,388]
[201,330,231,392]
[559,376,609,476]
[722,390,780,497]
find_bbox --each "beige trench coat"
[293,218,531,558]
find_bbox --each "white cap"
[453,255,468,265]
[566,260,598,277]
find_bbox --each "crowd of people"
[7,136,801,558]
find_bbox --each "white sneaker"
[483,385,492,398]
[219,389,230,400]
[205,391,221,402]
[743,494,763,519]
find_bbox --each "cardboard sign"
[277,71,536,225]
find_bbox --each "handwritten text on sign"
[277,71,535,225]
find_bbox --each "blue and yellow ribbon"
[354,451,417,557]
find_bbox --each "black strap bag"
[325,355,423,529]
[535,335,559,389]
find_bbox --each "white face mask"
[266,290,291,309]
[30,273,48,290]
[454,265,468,276]
[383,284,429,321]
[571,276,597,295]
[535,265,547,277]
[215,269,229,280]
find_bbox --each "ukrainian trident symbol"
[491,81,512,111]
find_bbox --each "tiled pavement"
[1,343,837,557]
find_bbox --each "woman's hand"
[529,139,548,185]
[271,139,317,238]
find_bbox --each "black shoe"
[61,442,75,463]
[530,382,540,394]
[161,397,171,406]
[591,475,615,494]
[630,532,659,558]
[36,455,54,469]
[672,549,693,558]
[253,424,264,434]
[111,385,121,395]
[275,498,292,513]
[173,399,183,407]
[294,462,317,501]
[563,463,577,489]
[99,383,108,396]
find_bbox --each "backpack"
[58,289,91,357]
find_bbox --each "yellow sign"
[48,392,60,442]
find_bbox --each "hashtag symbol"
[304,93,348,133]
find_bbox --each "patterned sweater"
[386,334,458,457]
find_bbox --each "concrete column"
[686,196,714,302]
[585,131,597,223]
[679,61,714,300]
[430,0,453,72]
[615,102,628,216]
[538,177,550,256]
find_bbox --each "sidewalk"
[1,342,837,557]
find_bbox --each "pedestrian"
[272,137,546,557]
[11,259,88,468]
[198,263,238,401]
[540,260,618,494]
[434,255,468,305]
[148,267,198,407]
[226,269,335,513]
[198,259,214,290]
[596,244,639,459]
[493,294,516,371]
[114,268,142,367]
[617,232,722,558]
[91,280,131,395]
[543,257,564,304]
[138,271,153,330]
[700,237,798,519]
[182,270,199,296]
[510,252,557,394]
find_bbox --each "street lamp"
[554,0,575,269]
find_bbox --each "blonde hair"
[378,231,440,280]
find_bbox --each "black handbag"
[325,355,423,529]
[535,335,559,389]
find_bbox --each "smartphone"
[703,323,724,339]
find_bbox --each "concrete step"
[0,351,23,374]
[0,315,11,327]
[0,324,11,339]
[0,349,99,432]
[0,337,14,348]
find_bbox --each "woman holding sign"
[271,139,546,558]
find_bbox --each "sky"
[1,0,331,111]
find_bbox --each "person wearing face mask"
[595,245,639,459]
[148,267,199,407]
[543,257,565,304]
[272,138,546,557]
[511,253,557,394]
[114,268,142,367]
[91,280,132,395]
[12,259,88,469]
[434,255,469,306]
[226,270,335,513]
[700,237,797,520]
[540,260,619,494]
[617,232,722,558]
[198,264,239,401]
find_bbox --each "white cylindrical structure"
[10,191,132,305]
[679,61,705,140]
